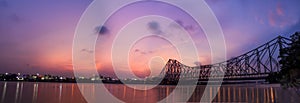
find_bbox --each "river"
[0,82,299,103]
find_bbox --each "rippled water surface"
[0,82,299,103]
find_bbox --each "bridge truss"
[160,36,292,81]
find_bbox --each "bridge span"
[159,35,292,83]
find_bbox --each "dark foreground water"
[0,82,299,103]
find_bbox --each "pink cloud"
[276,3,284,16]
[268,9,298,28]
[267,2,299,28]
[268,11,276,27]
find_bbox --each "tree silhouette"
[278,32,300,89]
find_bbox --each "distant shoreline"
[0,80,281,86]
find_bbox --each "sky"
[0,0,300,78]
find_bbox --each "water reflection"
[0,82,86,103]
[0,82,299,103]
[32,83,38,103]
[1,82,6,103]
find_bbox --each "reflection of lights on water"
[92,84,95,99]
[251,88,254,102]
[271,87,274,103]
[263,88,266,102]
[80,84,288,102]
[238,87,241,102]
[245,88,248,102]
[0,82,290,103]
[14,82,19,103]
[32,83,38,103]
[123,86,126,98]
[19,83,24,103]
[222,87,226,102]
[0,83,289,102]
[166,86,169,96]
[71,84,74,96]
[59,83,62,103]
[256,88,259,103]
[1,82,7,103]
[217,87,221,101]
[227,87,231,102]
[191,86,279,102]
[267,88,269,102]
[133,86,136,100]
[70,84,74,103]
[144,86,147,97]
[209,87,212,101]
[233,87,236,101]
[1,82,24,103]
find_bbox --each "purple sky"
[0,0,300,77]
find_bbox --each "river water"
[0,82,299,103]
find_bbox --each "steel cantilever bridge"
[159,35,292,82]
